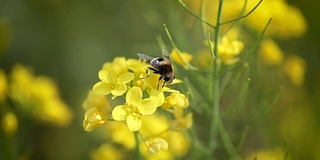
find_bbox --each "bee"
[137,49,175,89]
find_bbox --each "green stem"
[208,0,223,158]
[134,131,143,160]
[178,0,216,29]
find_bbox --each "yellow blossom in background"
[243,0,307,38]
[106,122,136,149]
[1,112,18,135]
[140,114,169,138]
[10,64,72,126]
[91,143,122,160]
[171,107,193,130]
[194,49,212,69]
[82,91,112,114]
[0,69,7,101]
[170,49,193,69]
[245,147,289,160]
[139,114,190,159]
[259,38,284,66]
[145,138,169,155]
[184,0,307,39]
[167,131,190,157]
[282,55,306,86]
[112,87,158,131]
[217,36,244,65]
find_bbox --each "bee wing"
[137,53,155,63]
[161,49,171,62]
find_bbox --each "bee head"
[164,74,175,84]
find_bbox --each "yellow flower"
[10,64,72,126]
[0,69,7,101]
[83,107,108,132]
[106,121,136,149]
[82,91,112,113]
[112,87,158,131]
[243,0,307,38]
[82,91,112,131]
[217,36,244,65]
[145,138,169,155]
[91,143,122,160]
[194,49,212,69]
[162,92,189,109]
[170,49,193,69]
[245,147,289,160]
[1,112,18,135]
[102,57,128,75]
[92,70,134,97]
[171,107,193,130]
[282,55,306,85]
[259,38,284,66]
[167,131,190,157]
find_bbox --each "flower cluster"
[0,64,73,135]
[82,55,192,157]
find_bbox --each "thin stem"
[208,0,223,158]
[178,0,216,29]
[220,0,263,25]
[134,132,143,160]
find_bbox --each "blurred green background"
[0,0,319,159]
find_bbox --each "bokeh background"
[0,0,319,159]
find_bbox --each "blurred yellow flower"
[1,112,18,135]
[91,143,122,160]
[167,131,190,157]
[83,107,108,132]
[145,138,169,155]
[112,87,158,131]
[282,55,306,85]
[259,38,284,66]
[217,36,244,65]
[162,92,189,109]
[139,114,190,159]
[106,122,136,149]
[245,147,289,160]
[171,107,193,130]
[170,49,193,69]
[244,0,307,38]
[194,49,212,69]
[0,69,7,101]
[184,0,307,39]
[10,64,72,126]
[82,91,112,113]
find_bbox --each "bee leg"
[139,69,149,80]
[157,76,164,90]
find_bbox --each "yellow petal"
[126,113,142,131]
[92,82,111,95]
[117,72,134,83]
[112,105,129,121]
[154,138,169,150]
[83,107,107,132]
[146,138,169,155]
[126,87,142,106]
[149,89,165,106]
[111,82,127,96]
[138,98,157,115]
